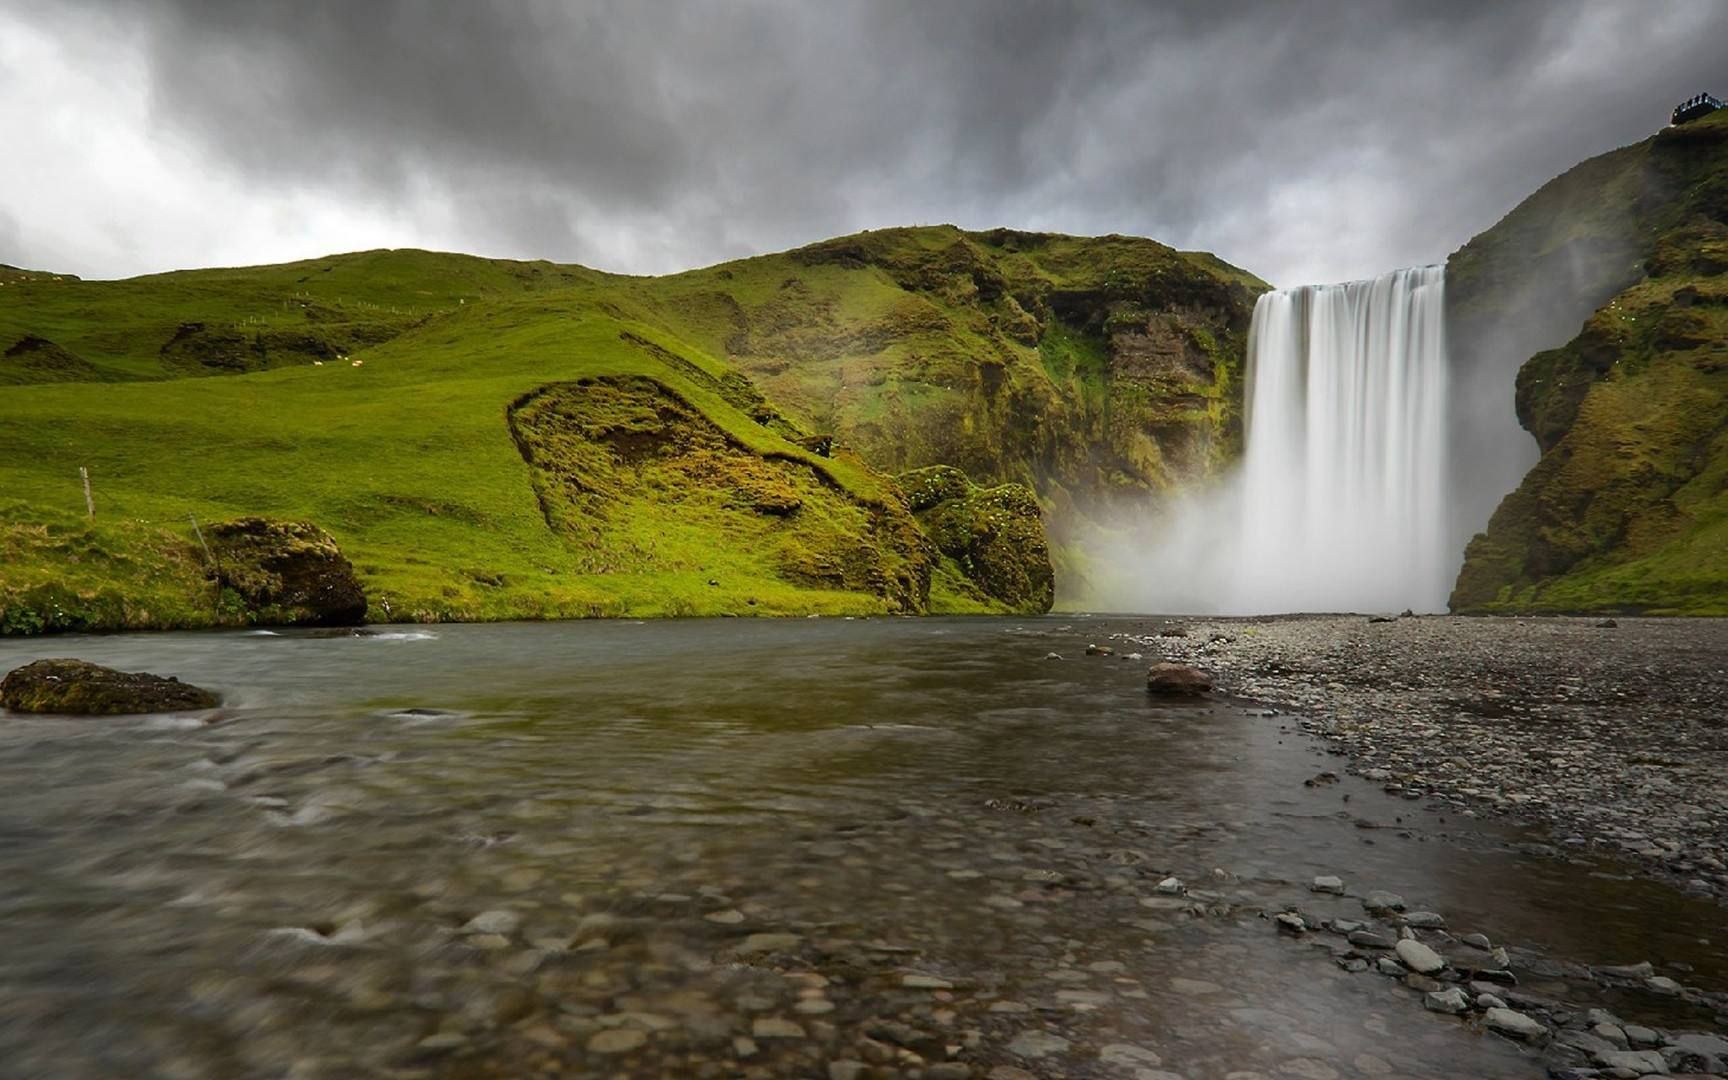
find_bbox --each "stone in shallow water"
[737,932,801,955]
[1099,1043,1163,1069]
[1347,930,1394,950]
[1394,939,1445,974]
[1401,911,1446,929]
[586,1029,646,1054]
[1362,890,1406,913]
[1594,1048,1668,1074]
[1146,662,1212,696]
[461,909,520,935]
[1483,1008,1546,1041]
[751,1018,806,1039]
[1006,1030,1070,1058]
[1423,988,1470,1014]
[1311,875,1345,894]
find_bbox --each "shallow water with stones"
[0,617,1722,1079]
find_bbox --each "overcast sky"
[3,1,1725,287]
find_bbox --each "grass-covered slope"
[0,255,960,629]
[0,228,1260,631]
[4,227,1250,631]
[1451,109,1728,613]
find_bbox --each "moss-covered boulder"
[901,465,1054,613]
[0,658,219,715]
[209,518,368,626]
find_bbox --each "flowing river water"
[0,617,1722,1079]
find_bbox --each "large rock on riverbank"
[0,658,219,714]
[209,518,367,626]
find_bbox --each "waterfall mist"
[1120,266,1453,614]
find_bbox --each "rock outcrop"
[0,658,218,714]
[209,518,368,626]
[509,376,937,614]
[899,465,1054,614]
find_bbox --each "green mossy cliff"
[1451,109,1728,613]
[0,229,1239,632]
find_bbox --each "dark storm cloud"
[20,0,1728,282]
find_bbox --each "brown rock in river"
[1146,662,1212,696]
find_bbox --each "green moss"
[901,467,1053,614]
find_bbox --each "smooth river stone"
[1394,939,1445,975]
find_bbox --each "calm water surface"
[0,617,1720,1079]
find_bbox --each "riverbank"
[1109,614,1728,904]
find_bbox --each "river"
[0,617,1721,1078]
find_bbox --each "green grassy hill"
[0,228,1261,632]
[1450,108,1728,614]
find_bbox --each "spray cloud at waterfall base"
[1121,266,1453,615]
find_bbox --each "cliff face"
[628,226,1267,598]
[1451,109,1728,613]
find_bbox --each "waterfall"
[1233,265,1451,612]
[1132,266,1452,614]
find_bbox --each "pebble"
[586,1029,647,1054]
[751,1018,806,1040]
[1423,988,1470,1014]
[1310,875,1345,894]
[1594,1048,1668,1074]
[737,932,802,955]
[460,909,520,936]
[1006,1030,1070,1058]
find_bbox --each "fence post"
[79,467,94,518]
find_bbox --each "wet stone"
[751,1018,806,1040]
[1006,1030,1070,1058]
[1394,939,1446,975]
[586,1029,647,1054]
[1483,1008,1547,1042]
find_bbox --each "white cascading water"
[1135,265,1452,614]
[1234,265,1451,612]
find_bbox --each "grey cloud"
[23,0,1728,282]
